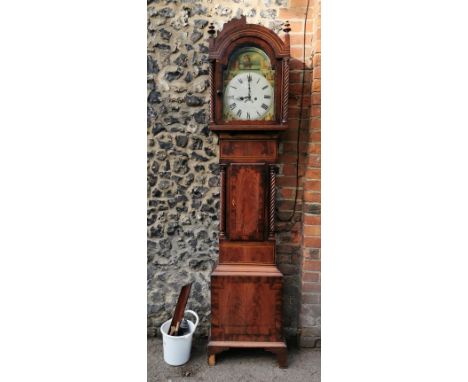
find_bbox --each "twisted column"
[219,164,227,239]
[281,58,289,124]
[269,165,277,240]
[209,60,215,124]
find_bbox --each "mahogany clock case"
[207,16,290,368]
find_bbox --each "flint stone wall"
[147,0,296,337]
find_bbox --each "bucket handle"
[184,310,199,330]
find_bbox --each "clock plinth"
[208,16,290,368]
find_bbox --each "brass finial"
[283,20,291,34]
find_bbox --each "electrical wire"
[277,0,311,223]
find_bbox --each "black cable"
[277,0,311,223]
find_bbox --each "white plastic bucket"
[160,310,199,366]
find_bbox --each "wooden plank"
[168,283,192,336]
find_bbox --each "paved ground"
[148,337,320,382]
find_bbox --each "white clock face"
[224,72,274,121]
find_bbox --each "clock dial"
[222,46,275,122]
[224,72,274,121]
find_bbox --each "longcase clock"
[207,16,291,368]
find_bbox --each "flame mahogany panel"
[220,140,277,162]
[210,274,283,342]
[226,163,267,241]
[219,241,275,264]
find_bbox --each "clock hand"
[247,74,252,101]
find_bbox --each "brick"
[303,215,320,225]
[312,79,321,92]
[289,70,312,84]
[283,141,308,153]
[299,336,320,348]
[304,248,321,259]
[290,82,312,96]
[312,40,321,53]
[291,46,313,59]
[303,191,320,203]
[312,66,321,79]
[302,287,320,297]
[289,20,313,34]
[303,236,321,248]
[304,180,321,191]
[311,93,321,105]
[312,53,321,67]
[302,272,320,284]
[303,225,321,236]
[309,119,321,129]
[302,282,321,293]
[279,153,300,164]
[282,164,299,176]
[311,106,321,117]
[302,259,320,271]
[288,106,309,118]
[306,154,320,167]
[277,175,298,187]
[290,58,311,70]
[279,8,314,21]
[289,0,313,8]
[307,143,321,154]
[304,168,320,179]
[310,131,321,141]
[289,32,313,46]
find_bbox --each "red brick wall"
[276,0,321,347]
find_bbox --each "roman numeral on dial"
[230,103,237,110]
[236,109,242,117]
[261,103,268,110]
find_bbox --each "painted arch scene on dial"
[223,47,275,122]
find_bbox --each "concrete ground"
[148,336,320,382]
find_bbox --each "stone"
[193,19,208,29]
[166,222,179,235]
[208,176,219,187]
[148,90,161,104]
[157,7,175,18]
[164,66,184,81]
[186,95,203,106]
[155,43,171,51]
[158,140,173,150]
[204,147,215,157]
[199,44,209,53]
[260,9,277,18]
[192,186,208,199]
[174,53,188,67]
[159,28,172,41]
[184,72,193,83]
[192,110,207,124]
[175,135,188,147]
[147,55,159,74]
[191,152,208,162]
[152,123,165,135]
[158,179,171,190]
[190,30,203,43]
[190,137,203,150]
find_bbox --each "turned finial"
[208,22,216,38]
[283,20,291,34]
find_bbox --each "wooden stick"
[168,283,192,336]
